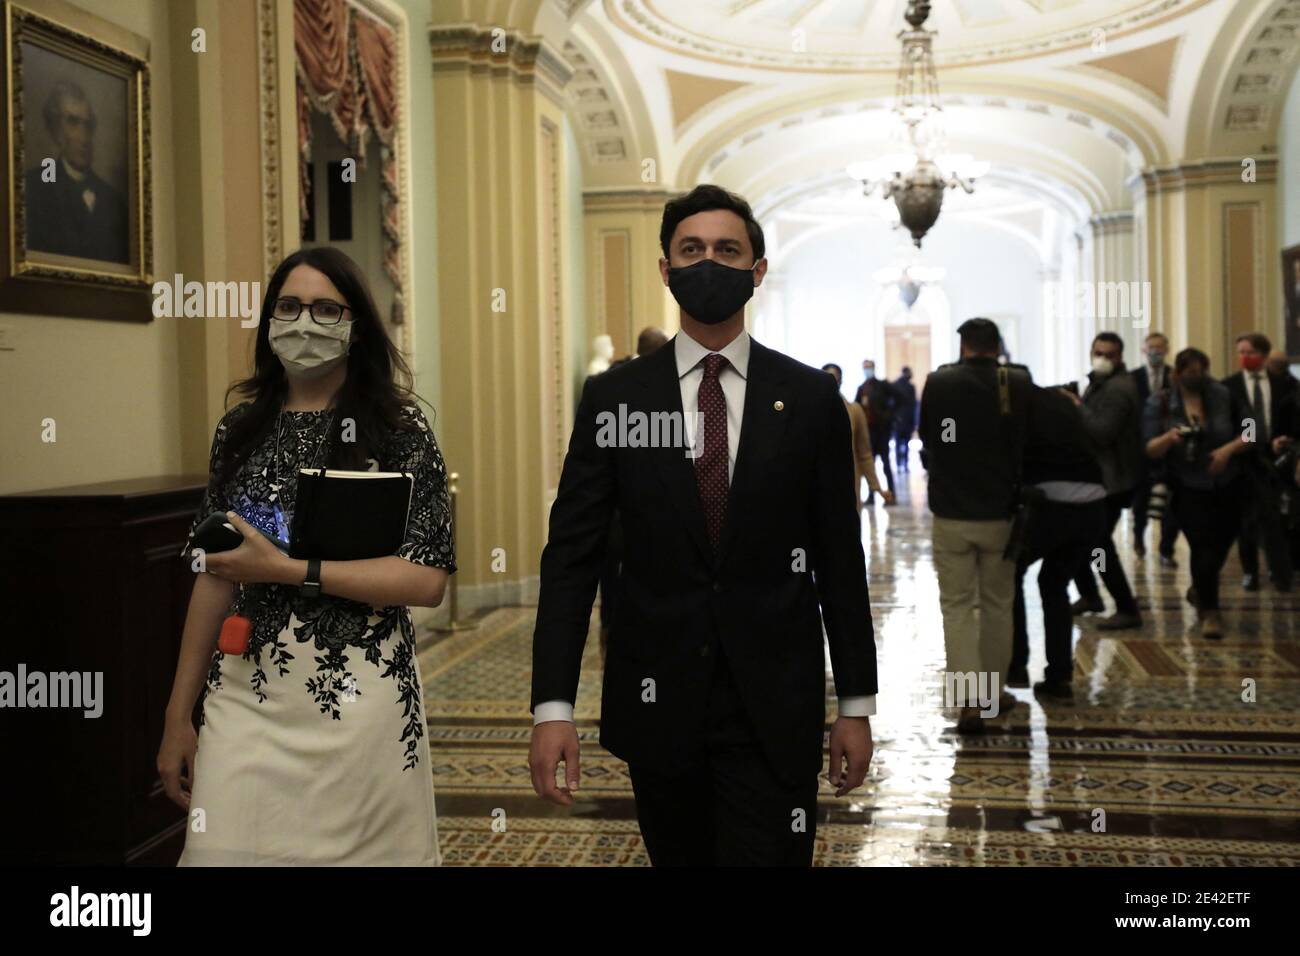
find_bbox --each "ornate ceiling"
[539,0,1300,224]
[603,0,1217,72]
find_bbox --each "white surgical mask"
[863,368,875,380]
[1091,356,1115,377]
[269,313,353,378]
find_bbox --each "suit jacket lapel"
[718,340,789,563]
[637,341,714,565]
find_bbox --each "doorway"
[884,324,931,393]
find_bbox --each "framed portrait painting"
[0,0,151,320]
[1284,244,1300,363]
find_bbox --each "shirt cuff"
[533,699,575,724]
[837,695,876,717]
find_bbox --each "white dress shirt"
[1247,370,1272,438]
[534,328,876,724]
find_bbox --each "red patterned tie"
[694,353,730,552]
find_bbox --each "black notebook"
[288,468,415,561]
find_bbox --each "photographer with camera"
[1130,332,1181,566]
[1144,348,1252,639]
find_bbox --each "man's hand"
[827,715,873,797]
[529,719,581,806]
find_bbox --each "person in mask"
[823,363,893,508]
[1145,348,1251,638]
[1062,332,1143,630]
[1224,333,1296,592]
[855,359,899,503]
[1130,332,1181,566]
[530,183,878,866]
[159,246,456,864]
[892,367,918,474]
[1266,348,1298,385]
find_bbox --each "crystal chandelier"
[847,0,988,247]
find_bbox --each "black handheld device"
[189,511,290,554]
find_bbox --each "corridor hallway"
[418,460,1300,866]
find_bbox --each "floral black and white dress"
[176,400,455,866]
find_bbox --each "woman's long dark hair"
[214,247,427,488]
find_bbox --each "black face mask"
[1180,374,1206,393]
[667,258,757,325]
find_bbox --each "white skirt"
[178,609,439,866]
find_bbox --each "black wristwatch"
[299,558,322,599]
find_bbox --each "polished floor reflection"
[419,456,1300,865]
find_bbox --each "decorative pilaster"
[431,23,574,608]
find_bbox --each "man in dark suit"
[856,360,899,502]
[529,184,878,866]
[1130,332,1181,564]
[24,80,128,264]
[1224,332,1296,592]
[893,367,918,473]
[1066,332,1144,630]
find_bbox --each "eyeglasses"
[271,296,352,326]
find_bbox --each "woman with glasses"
[1143,348,1250,640]
[157,247,456,864]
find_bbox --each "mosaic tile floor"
[418,465,1300,866]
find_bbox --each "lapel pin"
[773,400,785,411]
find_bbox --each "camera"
[1276,443,1300,530]
[1274,442,1299,485]
[1177,423,1203,463]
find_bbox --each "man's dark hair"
[43,80,94,138]
[957,317,1001,354]
[900,366,912,377]
[821,363,843,381]
[660,184,765,261]
[1092,331,1125,353]
[1145,331,1168,345]
[1236,332,1271,354]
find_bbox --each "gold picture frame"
[1284,243,1300,364]
[0,0,151,320]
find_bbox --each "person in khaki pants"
[823,364,893,509]
[930,518,1013,722]
[919,318,1028,733]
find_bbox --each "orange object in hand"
[218,615,252,655]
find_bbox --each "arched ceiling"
[529,0,1294,222]
[601,0,1217,73]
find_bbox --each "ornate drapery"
[294,0,403,324]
